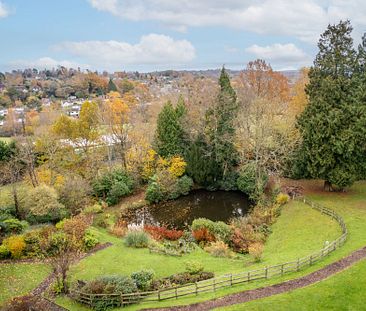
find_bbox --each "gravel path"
[143,246,366,311]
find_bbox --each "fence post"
[309,255,313,265]
[195,282,198,295]
[175,287,178,299]
[265,267,268,279]
[120,294,123,306]
[248,271,251,282]
[281,264,284,276]
[213,278,216,291]
[158,290,161,301]
[297,258,300,271]
[230,274,233,286]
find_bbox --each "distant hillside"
[147,69,301,83]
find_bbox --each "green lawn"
[217,258,366,311]
[56,190,343,310]
[0,262,51,306]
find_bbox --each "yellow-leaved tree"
[104,91,136,169]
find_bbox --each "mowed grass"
[0,263,51,306]
[56,192,342,310]
[68,201,340,282]
[217,258,366,311]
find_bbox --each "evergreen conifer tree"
[108,78,118,92]
[296,20,366,190]
[154,98,187,158]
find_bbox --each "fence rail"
[71,197,347,308]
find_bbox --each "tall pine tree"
[205,67,239,181]
[296,20,366,190]
[154,97,187,158]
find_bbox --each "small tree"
[23,184,67,223]
[49,235,79,293]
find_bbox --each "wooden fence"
[71,197,347,308]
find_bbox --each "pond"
[127,189,251,229]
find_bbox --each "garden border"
[70,197,347,308]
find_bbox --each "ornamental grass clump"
[124,230,149,248]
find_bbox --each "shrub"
[109,224,127,237]
[93,214,110,228]
[173,175,193,197]
[124,231,149,248]
[168,156,187,177]
[204,241,234,258]
[151,271,214,290]
[229,228,250,253]
[83,231,99,251]
[93,169,134,206]
[0,244,10,259]
[276,193,290,205]
[58,176,92,215]
[83,203,103,215]
[47,232,70,255]
[62,214,91,240]
[145,171,193,204]
[219,171,239,191]
[131,269,155,290]
[237,163,268,200]
[184,260,204,275]
[3,218,28,234]
[144,225,183,241]
[82,275,137,295]
[3,235,26,258]
[23,230,44,258]
[248,242,264,262]
[145,178,164,204]
[192,228,215,244]
[2,295,50,311]
[191,218,231,243]
[22,185,68,224]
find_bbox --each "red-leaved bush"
[192,228,215,244]
[144,225,183,241]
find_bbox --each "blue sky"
[0,0,365,72]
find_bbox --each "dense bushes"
[81,275,137,295]
[58,175,92,215]
[0,215,98,260]
[144,225,183,241]
[204,241,234,258]
[93,169,134,205]
[131,269,155,290]
[22,184,68,224]
[191,218,231,243]
[145,172,193,204]
[237,163,268,200]
[2,235,26,258]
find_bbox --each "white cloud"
[52,34,196,69]
[0,1,9,18]
[245,43,311,70]
[9,57,89,70]
[88,0,366,43]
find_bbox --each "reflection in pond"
[128,190,251,229]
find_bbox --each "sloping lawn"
[56,191,342,310]
[217,258,366,311]
[0,262,51,306]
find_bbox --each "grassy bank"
[56,189,343,310]
[218,258,366,311]
[0,262,51,306]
